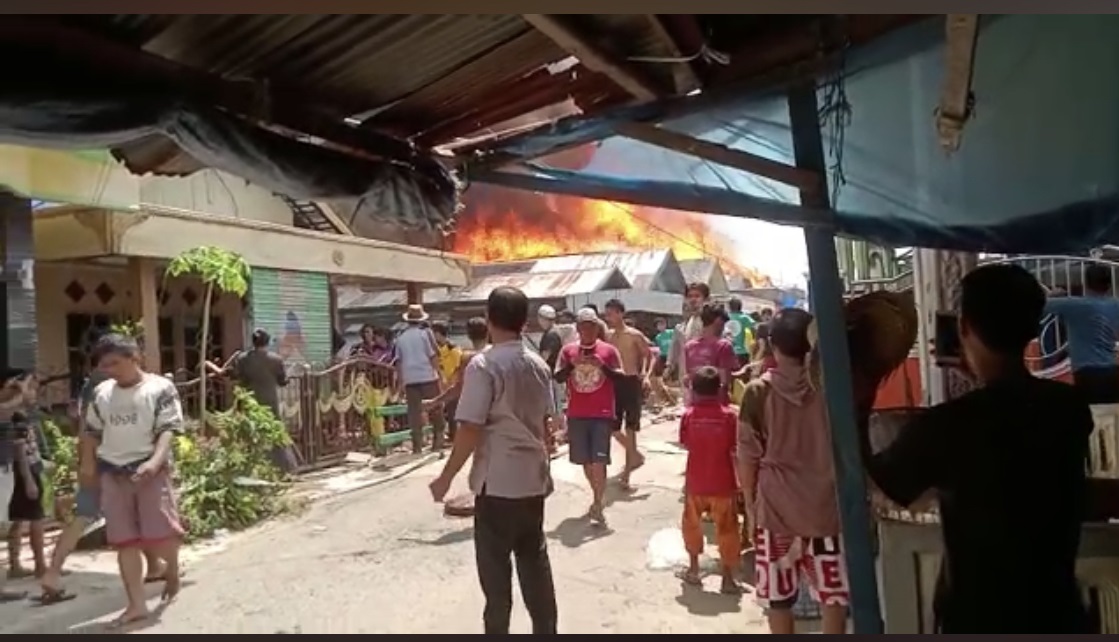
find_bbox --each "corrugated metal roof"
[529,250,674,290]
[338,267,630,310]
[678,258,720,285]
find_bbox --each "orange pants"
[682,494,741,569]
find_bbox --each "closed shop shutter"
[249,269,332,368]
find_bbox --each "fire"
[453,184,773,287]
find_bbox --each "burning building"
[450,184,773,288]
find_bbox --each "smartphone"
[934,311,962,366]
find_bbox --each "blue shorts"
[75,486,101,520]
[567,418,613,466]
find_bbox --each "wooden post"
[787,83,884,634]
[406,283,423,306]
[128,257,161,372]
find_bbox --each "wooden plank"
[522,14,660,101]
[615,121,824,194]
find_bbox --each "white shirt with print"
[84,373,184,467]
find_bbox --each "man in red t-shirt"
[684,303,738,405]
[555,308,624,525]
[678,366,741,594]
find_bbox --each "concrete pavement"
[0,415,774,634]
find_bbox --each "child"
[8,396,48,580]
[82,334,185,628]
[678,366,741,594]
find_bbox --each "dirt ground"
[0,415,780,634]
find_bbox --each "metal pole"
[787,82,884,634]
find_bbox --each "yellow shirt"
[437,344,463,382]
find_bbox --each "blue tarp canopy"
[472,15,1119,255]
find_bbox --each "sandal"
[35,588,77,606]
[676,569,702,586]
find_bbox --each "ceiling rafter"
[521,14,661,102]
[641,15,702,95]
[0,16,429,166]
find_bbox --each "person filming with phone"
[859,264,1091,633]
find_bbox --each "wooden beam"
[936,14,980,153]
[615,121,823,194]
[315,202,356,236]
[642,15,702,95]
[522,14,660,101]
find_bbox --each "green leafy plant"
[173,387,291,540]
[165,246,251,429]
[41,416,77,519]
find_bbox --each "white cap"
[576,307,599,324]
[537,304,557,320]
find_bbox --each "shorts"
[567,418,613,465]
[0,467,13,526]
[613,375,643,432]
[754,528,850,609]
[9,469,45,521]
[75,485,101,520]
[100,469,184,548]
[736,353,751,370]
[652,355,668,377]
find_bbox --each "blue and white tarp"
[475,15,1119,255]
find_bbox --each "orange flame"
[453,185,772,287]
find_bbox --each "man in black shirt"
[860,264,1091,633]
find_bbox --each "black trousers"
[474,493,558,634]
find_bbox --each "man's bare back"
[608,327,650,376]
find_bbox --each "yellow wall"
[139,170,293,226]
[34,261,246,405]
[0,146,292,226]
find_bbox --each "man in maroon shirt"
[678,366,741,594]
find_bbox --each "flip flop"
[676,569,702,586]
[144,568,187,584]
[35,588,77,606]
[107,612,150,630]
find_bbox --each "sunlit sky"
[708,214,809,288]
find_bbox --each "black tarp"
[0,44,460,231]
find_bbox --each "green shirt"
[726,312,755,356]
[654,329,675,357]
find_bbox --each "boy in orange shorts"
[678,366,741,594]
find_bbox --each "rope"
[628,43,730,66]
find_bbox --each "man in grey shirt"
[429,286,558,635]
[228,329,288,417]
[395,305,446,454]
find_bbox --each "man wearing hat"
[537,305,566,440]
[396,304,447,454]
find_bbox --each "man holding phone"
[555,308,624,525]
[859,264,1091,633]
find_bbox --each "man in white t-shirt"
[82,334,185,627]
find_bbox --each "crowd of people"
[0,260,1105,633]
[421,260,1108,635]
[0,334,186,629]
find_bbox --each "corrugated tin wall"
[0,193,36,370]
[250,268,332,368]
